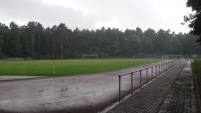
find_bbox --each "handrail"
[118,60,178,102]
[119,61,174,77]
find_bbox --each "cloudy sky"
[0,0,192,33]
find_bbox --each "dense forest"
[0,21,201,59]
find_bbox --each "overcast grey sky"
[0,0,192,33]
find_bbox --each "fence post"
[163,63,165,73]
[119,75,121,102]
[131,72,133,94]
[146,68,148,83]
[157,65,158,77]
[159,64,161,75]
[152,66,153,79]
[168,62,169,70]
[140,70,142,89]
[155,65,157,78]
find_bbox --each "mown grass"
[192,59,201,97]
[0,59,161,76]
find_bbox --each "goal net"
[82,55,98,59]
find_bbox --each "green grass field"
[192,59,201,97]
[0,59,161,76]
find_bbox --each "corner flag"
[53,60,56,75]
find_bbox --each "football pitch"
[0,59,161,76]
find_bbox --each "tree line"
[184,0,201,44]
[0,21,201,59]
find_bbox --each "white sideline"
[0,76,43,81]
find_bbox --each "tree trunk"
[31,32,35,59]
[38,32,41,59]
[61,38,63,59]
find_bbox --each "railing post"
[164,63,165,72]
[163,63,164,72]
[168,62,169,70]
[170,61,171,68]
[156,65,158,77]
[159,64,161,75]
[164,63,166,72]
[131,72,133,94]
[119,75,121,102]
[155,65,157,78]
[167,62,170,70]
[140,70,142,89]
[146,68,148,83]
[152,66,153,79]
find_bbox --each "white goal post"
[82,55,98,59]
[163,55,182,59]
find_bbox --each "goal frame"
[163,55,182,59]
[82,54,99,59]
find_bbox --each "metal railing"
[118,60,178,102]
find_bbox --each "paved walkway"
[106,60,198,113]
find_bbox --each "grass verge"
[192,58,201,97]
